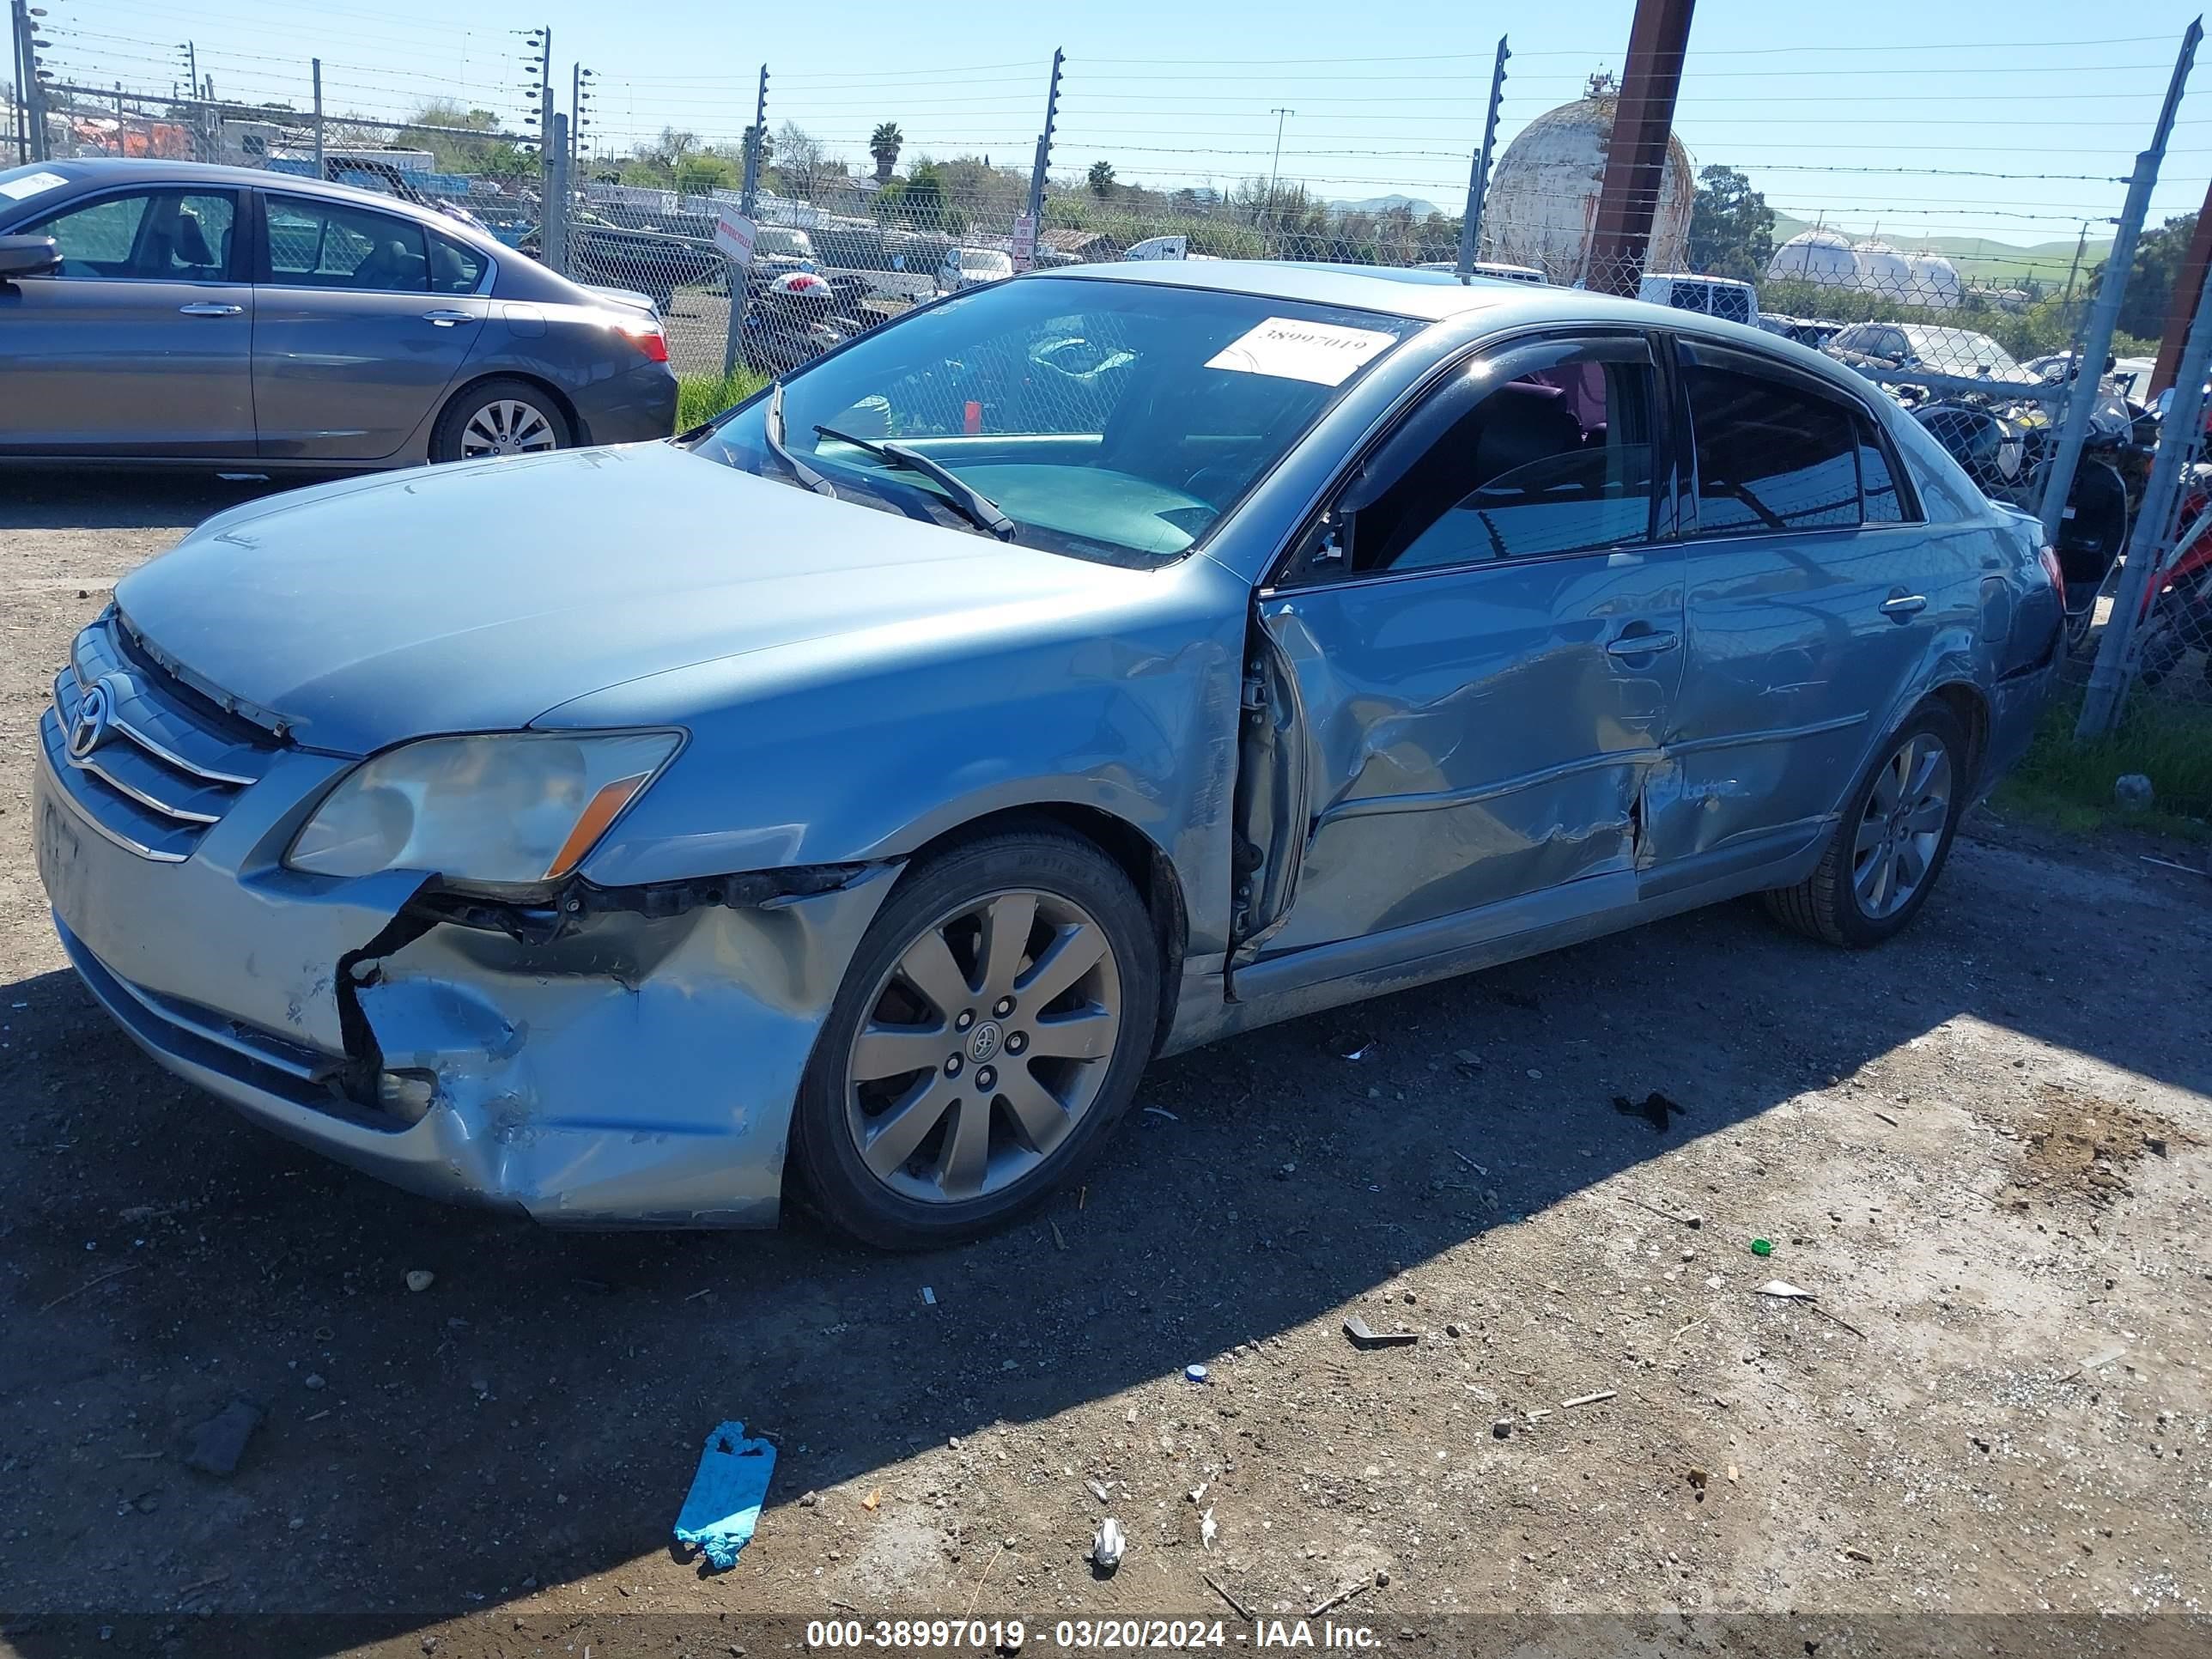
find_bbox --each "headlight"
[286,732,680,890]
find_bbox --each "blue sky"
[28,0,2212,269]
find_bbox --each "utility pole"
[1587,0,1696,296]
[1267,106,1294,228]
[180,39,197,103]
[13,0,49,162]
[519,26,551,204]
[9,0,30,163]
[311,58,324,174]
[1018,48,1062,271]
[740,63,767,216]
[2037,15,2201,553]
[1457,38,1509,280]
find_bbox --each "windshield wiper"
[813,424,1017,541]
[765,381,836,496]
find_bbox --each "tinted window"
[1685,365,1861,535]
[265,195,429,291]
[23,189,234,281]
[1857,414,1906,523]
[1357,346,1658,571]
[428,232,488,295]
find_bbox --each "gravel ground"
[2,472,2208,1659]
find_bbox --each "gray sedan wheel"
[429,376,574,464]
[1764,702,1969,948]
[794,830,1159,1249]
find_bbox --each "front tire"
[793,830,1160,1249]
[428,377,573,464]
[1764,702,1969,948]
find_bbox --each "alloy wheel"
[1852,732,1953,921]
[459,398,560,459]
[842,888,1122,1206]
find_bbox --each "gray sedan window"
[265,194,430,292]
[21,189,235,282]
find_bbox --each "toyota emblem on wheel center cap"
[967,1021,1003,1064]
[66,680,113,761]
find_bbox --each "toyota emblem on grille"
[67,681,112,761]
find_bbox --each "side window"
[21,190,234,281]
[1346,343,1659,574]
[264,195,429,292]
[1683,364,1861,536]
[429,233,489,295]
[1856,413,1908,523]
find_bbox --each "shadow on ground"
[0,469,312,532]
[1,828,2201,1650]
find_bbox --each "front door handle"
[1607,628,1680,658]
[422,308,473,326]
[178,302,242,316]
[1880,593,1929,622]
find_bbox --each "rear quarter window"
[1882,403,1985,524]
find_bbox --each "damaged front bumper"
[35,698,895,1228]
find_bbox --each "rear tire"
[1764,702,1969,948]
[428,377,573,464]
[792,830,1160,1249]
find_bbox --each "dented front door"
[1250,544,1686,959]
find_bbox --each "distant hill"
[1330,193,1443,219]
[1768,210,2110,285]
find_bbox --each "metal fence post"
[1456,36,1509,280]
[725,64,769,385]
[544,112,569,275]
[2075,260,2212,740]
[1018,48,1063,269]
[740,64,766,216]
[8,0,29,164]
[2037,16,2202,551]
[311,58,325,175]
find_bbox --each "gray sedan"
[0,159,676,466]
[33,262,2059,1247]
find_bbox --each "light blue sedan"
[34,261,2060,1246]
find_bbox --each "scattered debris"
[1756,1279,1867,1337]
[1143,1107,1180,1121]
[1613,1091,1686,1133]
[2113,773,2154,812]
[1203,1571,1255,1620]
[1343,1315,1419,1349]
[1492,1418,1512,1440]
[861,1487,881,1511]
[302,1373,326,1392]
[1671,1319,1706,1342]
[1091,1517,1126,1573]
[798,1491,818,1508]
[1871,1109,1900,1127]
[1629,1195,1703,1228]
[1750,1238,1775,1257]
[672,1420,777,1571]
[1726,1464,1739,1483]
[1184,1364,1210,1384]
[1188,1481,1208,1503]
[182,1398,264,1478]
[1050,1222,1066,1252]
[1308,1580,1371,1618]
[1841,1547,1875,1565]
[1560,1389,1617,1410]
[921,1286,937,1307]
[1085,1478,1111,1504]
[2060,1345,2129,1382]
[404,1269,435,1294]
[2140,854,2206,878]
[1452,1150,1490,1176]
[1199,1507,1217,1550]
[38,1261,144,1312]
[1757,1280,1814,1300]
[1686,1467,1709,1498]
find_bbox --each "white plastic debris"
[1200,1507,1218,1550]
[1092,1516,1126,1571]
[404,1270,435,1293]
[1757,1280,1813,1300]
[921,1286,937,1306]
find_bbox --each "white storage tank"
[1766,228,1857,287]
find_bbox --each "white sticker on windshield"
[0,170,67,202]
[1206,316,1398,386]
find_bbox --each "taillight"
[2039,544,2065,609]
[612,316,669,364]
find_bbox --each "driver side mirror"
[0,234,60,280]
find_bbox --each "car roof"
[23,155,480,225]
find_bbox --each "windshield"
[1903,326,2023,380]
[696,276,1419,564]
[757,228,811,256]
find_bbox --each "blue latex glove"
[672,1419,776,1570]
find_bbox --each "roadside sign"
[1124,234,1188,261]
[1010,213,1038,273]
[714,211,757,269]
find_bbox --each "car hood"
[115,443,1154,755]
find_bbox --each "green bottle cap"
[1750,1238,1774,1257]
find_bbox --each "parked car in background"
[1827,321,2028,384]
[1638,271,1757,326]
[937,245,1014,293]
[556,209,726,307]
[0,159,676,467]
[1757,313,1845,350]
[1415,259,1548,285]
[747,223,817,284]
[33,262,2058,1247]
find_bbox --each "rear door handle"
[178,302,242,316]
[1607,629,1680,658]
[422,309,473,326]
[1880,593,1929,622]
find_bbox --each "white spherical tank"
[1766,228,1857,287]
[1480,79,1694,284]
[1850,240,1915,300]
[1903,250,1962,310]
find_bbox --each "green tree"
[675,153,737,194]
[870,121,903,185]
[1088,159,1116,197]
[2112,210,2197,341]
[1686,165,1775,284]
